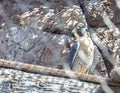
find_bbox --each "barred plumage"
[71,53,88,73]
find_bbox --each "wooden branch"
[0,59,120,87]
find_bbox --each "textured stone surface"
[0,67,104,93]
[0,0,119,92]
[0,0,106,75]
[96,27,120,62]
[80,0,120,28]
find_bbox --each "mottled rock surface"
[0,67,104,93]
[0,0,106,75]
[0,0,120,93]
[81,0,120,28]
[78,0,120,64]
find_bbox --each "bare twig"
[0,59,120,86]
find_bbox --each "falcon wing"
[67,40,80,69]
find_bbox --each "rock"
[0,67,104,93]
[96,27,120,63]
[0,43,6,59]
[110,67,120,83]
[0,0,119,92]
[80,0,120,28]
[0,0,88,69]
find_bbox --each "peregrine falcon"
[67,28,95,74]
